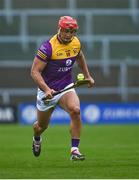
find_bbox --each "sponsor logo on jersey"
[66,59,72,66]
[58,67,72,72]
[58,59,73,72]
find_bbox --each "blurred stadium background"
[0,0,139,124]
[0,0,139,179]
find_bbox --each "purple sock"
[34,136,40,141]
[71,138,80,148]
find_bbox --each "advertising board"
[18,103,139,125]
[0,105,17,123]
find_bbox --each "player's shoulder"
[71,36,81,49]
[36,35,58,61]
[73,35,81,42]
[38,37,54,58]
[49,34,58,44]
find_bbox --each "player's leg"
[33,107,54,136]
[58,91,85,161]
[32,107,54,157]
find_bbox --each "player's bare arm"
[76,50,95,87]
[31,57,55,98]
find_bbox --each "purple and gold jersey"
[35,34,81,91]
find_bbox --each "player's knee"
[69,106,80,117]
[40,124,48,132]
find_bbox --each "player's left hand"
[86,76,95,87]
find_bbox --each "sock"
[71,138,80,148]
[34,136,40,141]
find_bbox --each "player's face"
[59,28,77,44]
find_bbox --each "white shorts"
[36,83,75,111]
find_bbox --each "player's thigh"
[37,107,54,127]
[58,91,80,113]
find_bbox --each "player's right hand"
[45,89,56,99]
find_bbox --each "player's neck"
[57,34,63,44]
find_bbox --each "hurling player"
[31,16,94,161]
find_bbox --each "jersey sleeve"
[35,40,52,63]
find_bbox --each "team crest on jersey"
[65,50,71,57]
[66,59,72,66]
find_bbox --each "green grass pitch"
[0,124,139,179]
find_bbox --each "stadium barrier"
[18,102,139,125]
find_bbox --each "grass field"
[0,124,139,179]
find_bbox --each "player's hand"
[45,89,56,99]
[86,76,95,88]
